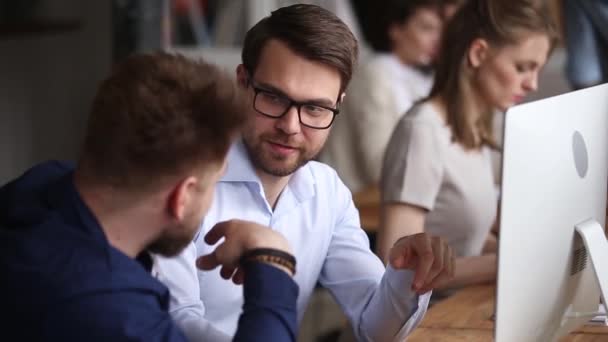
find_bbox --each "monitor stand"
[562,219,608,322]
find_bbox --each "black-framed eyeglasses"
[248,80,340,130]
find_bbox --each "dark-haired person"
[563,0,608,90]
[378,0,558,292]
[321,0,464,193]
[156,4,455,342]
[0,53,299,341]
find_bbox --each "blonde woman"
[378,0,558,291]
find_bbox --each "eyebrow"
[519,59,542,68]
[255,81,336,107]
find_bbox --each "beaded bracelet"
[240,248,297,276]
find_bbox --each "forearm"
[376,222,403,263]
[439,254,497,289]
[234,262,298,342]
[357,266,430,341]
[326,189,430,341]
[376,204,426,263]
[321,225,428,341]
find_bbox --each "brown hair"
[372,0,444,52]
[78,52,243,190]
[242,4,358,93]
[429,0,559,149]
[440,0,468,19]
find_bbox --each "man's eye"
[262,92,284,103]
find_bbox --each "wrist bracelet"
[240,248,296,275]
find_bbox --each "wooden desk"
[409,285,608,341]
[352,186,380,233]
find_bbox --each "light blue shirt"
[154,141,430,342]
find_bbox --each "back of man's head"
[242,4,359,93]
[78,53,243,192]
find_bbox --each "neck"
[393,50,430,72]
[467,86,488,126]
[255,169,291,210]
[428,96,449,123]
[436,83,487,138]
[73,172,161,258]
[395,52,417,69]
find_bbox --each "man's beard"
[243,132,318,177]
[148,221,197,257]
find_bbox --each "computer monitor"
[495,84,608,342]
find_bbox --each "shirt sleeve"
[41,291,187,342]
[381,117,444,210]
[319,174,431,341]
[153,242,232,342]
[155,242,299,342]
[234,262,299,342]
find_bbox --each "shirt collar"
[221,140,316,203]
[221,140,260,183]
[287,162,316,203]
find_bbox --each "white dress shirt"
[154,141,430,342]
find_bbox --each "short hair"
[242,4,358,93]
[429,0,559,150]
[369,0,444,52]
[79,52,243,189]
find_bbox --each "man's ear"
[167,176,198,221]
[339,92,346,104]
[467,38,490,68]
[236,64,249,89]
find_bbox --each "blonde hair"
[428,0,559,149]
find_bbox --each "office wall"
[0,1,112,183]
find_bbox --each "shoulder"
[1,220,163,302]
[402,102,444,126]
[385,103,451,162]
[363,54,394,70]
[0,219,109,287]
[390,103,445,139]
[301,161,359,226]
[301,161,353,203]
[41,289,183,342]
[304,161,343,189]
[352,55,394,83]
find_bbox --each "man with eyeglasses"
[249,78,340,130]
[155,4,455,342]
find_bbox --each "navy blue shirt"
[0,161,298,341]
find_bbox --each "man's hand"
[196,220,292,284]
[388,233,455,294]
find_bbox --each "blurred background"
[0,1,577,340]
[0,0,568,184]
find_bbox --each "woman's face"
[390,7,443,67]
[472,33,551,111]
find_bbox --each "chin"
[495,100,513,112]
[504,103,515,111]
[417,57,433,68]
[148,227,197,257]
